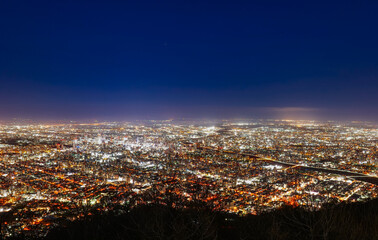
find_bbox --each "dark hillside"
[35,198,378,240]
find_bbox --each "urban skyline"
[0,119,377,237]
[0,1,377,239]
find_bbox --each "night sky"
[1,0,377,121]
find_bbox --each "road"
[196,146,378,185]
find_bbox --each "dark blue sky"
[1,0,377,121]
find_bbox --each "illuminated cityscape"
[1,0,378,239]
[0,120,376,237]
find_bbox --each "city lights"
[0,120,376,237]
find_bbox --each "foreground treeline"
[9,198,377,240]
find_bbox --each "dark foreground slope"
[9,199,378,240]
